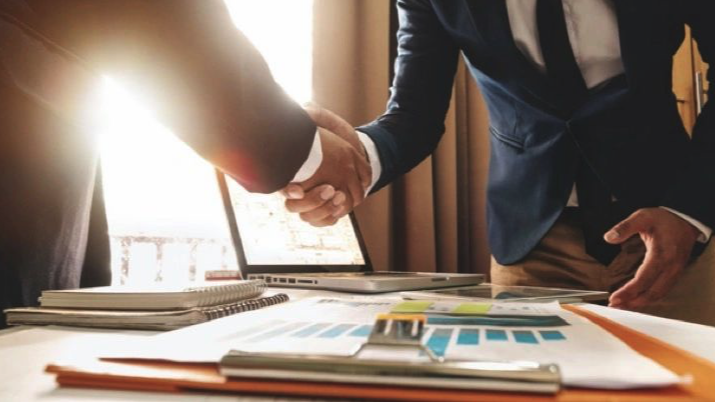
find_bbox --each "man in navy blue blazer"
[284,0,715,324]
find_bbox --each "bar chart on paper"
[231,308,570,358]
[150,297,681,389]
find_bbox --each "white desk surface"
[1,288,713,402]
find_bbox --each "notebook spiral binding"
[202,293,289,321]
[189,280,266,307]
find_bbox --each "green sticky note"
[452,303,491,315]
[392,301,433,313]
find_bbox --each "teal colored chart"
[232,319,568,357]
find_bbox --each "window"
[96,0,314,286]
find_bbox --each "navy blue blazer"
[360,0,715,265]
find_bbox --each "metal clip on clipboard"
[219,314,561,394]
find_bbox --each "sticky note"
[451,303,491,315]
[391,301,433,313]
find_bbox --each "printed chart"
[222,298,679,388]
[145,297,680,388]
[230,299,571,359]
[227,317,568,358]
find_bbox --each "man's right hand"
[282,105,371,227]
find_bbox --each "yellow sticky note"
[391,301,433,313]
[452,303,491,315]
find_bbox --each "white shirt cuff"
[290,129,322,183]
[356,130,382,195]
[660,207,712,243]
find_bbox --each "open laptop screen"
[217,172,369,272]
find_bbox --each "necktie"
[537,0,624,265]
[536,0,588,110]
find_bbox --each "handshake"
[280,104,372,227]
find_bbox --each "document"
[107,297,682,389]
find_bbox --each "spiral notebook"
[6,293,289,331]
[38,280,266,310]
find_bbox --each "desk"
[1,288,714,402]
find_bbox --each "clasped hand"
[281,104,371,227]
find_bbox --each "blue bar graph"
[540,330,566,341]
[236,318,568,358]
[456,329,479,345]
[426,328,453,357]
[348,325,373,337]
[318,324,356,338]
[485,329,508,341]
[291,323,331,338]
[513,330,538,344]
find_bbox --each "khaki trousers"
[491,209,715,326]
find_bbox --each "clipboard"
[219,314,561,394]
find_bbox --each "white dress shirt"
[290,128,380,194]
[293,0,711,240]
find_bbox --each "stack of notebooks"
[5,279,288,330]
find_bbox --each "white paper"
[106,297,682,389]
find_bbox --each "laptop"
[216,171,484,293]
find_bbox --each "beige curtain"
[313,0,492,275]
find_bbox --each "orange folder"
[45,305,715,401]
